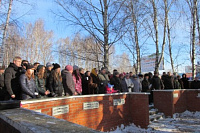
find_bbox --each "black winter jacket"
[151,76,164,90]
[4,63,21,99]
[0,73,4,89]
[110,76,122,92]
[49,70,63,96]
[20,74,38,100]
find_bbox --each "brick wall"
[153,89,200,117]
[21,93,149,132]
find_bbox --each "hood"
[8,63,19,71]
[61,69,71,76]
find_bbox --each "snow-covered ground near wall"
[109,111,200,133]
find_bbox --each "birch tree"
[54,0,129,68]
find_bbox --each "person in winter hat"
[61,65,75,96]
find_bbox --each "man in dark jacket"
[151,71,164,90]
[62,65,75,96]
[181,74,189,89]
[142,74,150,92]
[110,71,122,92]
[191,77,200,89]
[4,56,22,100]
[163,72,174,89]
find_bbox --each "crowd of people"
[0,56,199,101]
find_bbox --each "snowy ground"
[109,111,200,133]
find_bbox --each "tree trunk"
[192,0,197,79]
[2,0,13,66]
[130,0,141,74]
[167,19,175,73]
[196,7,200,44]
[152,0,159,72]
[103,0,109,68]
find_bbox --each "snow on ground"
[109,111,200,133]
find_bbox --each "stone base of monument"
[0,100,20,110]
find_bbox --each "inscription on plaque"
[52,105,69,116]
[113,99,125,106]
[173,93,178,98]
[34,109,41,113]
[83,102,99,110]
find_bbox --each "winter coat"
[163,75,174,89]
[88,76,98,94]
[61,70,75,96]
[98,73,110,94]
[191,80,200,89]
[121,78,128,92]
[181,78,189,89]
[174,80,181,89]
[142,78,150,92]
[90,73,100,94]
[35,75,47,97]
[178,79,184,89]
[131,78,142,92]
[151,76,164,90]
[20,74,38,100]
[73,74,82,94]
[49,70,63,96]
[110,76,122,92]
[0,73,4,89]
[4,63,21,100]
[81,73,88,95]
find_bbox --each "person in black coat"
[181,74,189,89]
[191,77,200,89]
[151,72,164,90]
[80,68,88,95]
[142,74,150,92]
[45,62,53,96]
[4,56,22,100]
[20,64,38,100]
[177,75,184,89]
[110,71,122,92]
[49,63,63,97]
[163,72,174,89]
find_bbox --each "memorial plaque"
[52,105,69,116]
[34,109,42,113]
[173,93,178,98]
[113,99,125,106]
[198,93,200,97]
[83,102,99,110]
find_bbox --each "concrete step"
[149,114,164,122]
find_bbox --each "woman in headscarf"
[90,68,100,94]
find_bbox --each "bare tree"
[1,0,13,66]
[54,0,129,68]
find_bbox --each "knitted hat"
[65,65,73,71]
[37,65,44,72]
[46,62,53,68]
[73,65,79,70]
[53,63,60,70]
[26,64,35,70]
